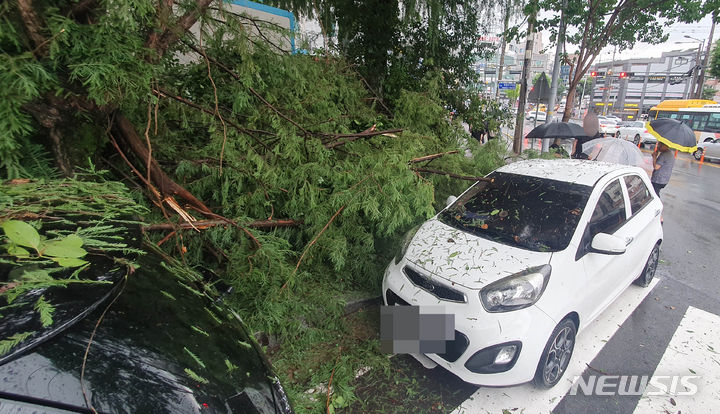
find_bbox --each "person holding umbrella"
[650,142,675,197]
[645,118,699,197]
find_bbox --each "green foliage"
[184,368,209,384]
[1,179,146,331]
[1,220,89,266]
[461,95,515,138]
[34,295,55,327]
[0,331,33,356]
[701,86,716,101]
[710,39,720,81]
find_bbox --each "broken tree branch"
[112,112,213,213]
[324,128,403,149]
[148,0,214,60]
[411,168,493,182]
[408,150,460,164]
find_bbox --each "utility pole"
[543,0,567,152]
[513,15,536,154]
[690,45,702,99]
[695,18,716,99]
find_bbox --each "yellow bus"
[648,99,720,143]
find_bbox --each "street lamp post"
[684,35,705,99]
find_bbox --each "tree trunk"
[562,87,575,122]
[495,3,511,99]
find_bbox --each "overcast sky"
[556,14,719,63]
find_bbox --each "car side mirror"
[446,196,457,207]
[590,233,626,255]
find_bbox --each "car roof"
[496,159,639,187]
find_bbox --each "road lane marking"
[632,306,720,413]
[452,279,659,414]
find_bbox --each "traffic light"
[619,72,627,79]
[590,71,597,77]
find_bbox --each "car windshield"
[438,172,592,252]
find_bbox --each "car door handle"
[625,237,634,246]
[654,209,661,217]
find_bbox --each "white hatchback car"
[598,118,619,136]
[617,121,657,147]
[382,159,663,388]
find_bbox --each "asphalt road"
[343,151,720,414]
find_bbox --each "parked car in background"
[599,118,619,136]
[693,139,720,161]
[526,111,547,122]
[383,159,662,388]
[0,222,292,414]
[617,121,657,147]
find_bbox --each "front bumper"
[381,260,558,386]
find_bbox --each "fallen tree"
[2,1,508,411]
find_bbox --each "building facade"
[474,33,549,96]
[588,49,703,119]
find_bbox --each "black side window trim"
[575,179,628,261]
[623,174,654,220]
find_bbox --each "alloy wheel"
[542,326,574,385]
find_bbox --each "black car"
[0,222,291,414]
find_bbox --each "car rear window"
[438,172,592,252]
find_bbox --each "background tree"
[268,0,496,116]
[710,39,720,80]
[533,0,705,122]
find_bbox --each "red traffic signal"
[619,72,627,78]
[590,71,597,77]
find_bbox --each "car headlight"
[394,224,422,265]
[479,265,551,312]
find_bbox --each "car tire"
[693,148,704,160]
[633,244,660,287]
[704,138,714,143]
[615,131,620,138]
[533,318,577,388]
[633,135,641,146]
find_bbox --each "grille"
[403,267,467,303]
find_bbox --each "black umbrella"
[525,122,588,139]
[646,118,697,152]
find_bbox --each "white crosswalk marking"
[452,279,659,414]
[633,306,720,413]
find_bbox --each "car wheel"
[533,318,576,388]
[634,244,660,287]
[693,148,704,161]
[615,131,620,138]
[704,138,714,143]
